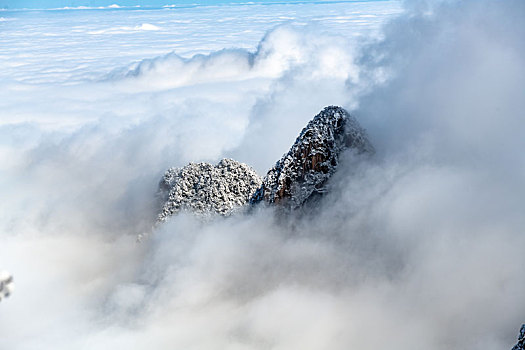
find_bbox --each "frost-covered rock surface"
[158,158,262,220]
[0,271,14,302]
[157,106,373,220]
[251,106,373,209]
[512,324,525,350]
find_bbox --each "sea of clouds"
[1,0,524,349]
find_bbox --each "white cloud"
[1,1,524,349]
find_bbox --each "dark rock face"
[512,324,525,350]
[158,158,262,220]
[251,106,373,209]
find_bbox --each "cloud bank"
[1,0,524,349]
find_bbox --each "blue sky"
[0,0,343,9]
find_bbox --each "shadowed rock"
[251,106,373,209]
[158,158,262,220]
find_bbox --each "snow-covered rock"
[158,158,262,220]
[0,271,13,302]
[512,324,525,350]
[157,106,372,220]
[251,106,373,209]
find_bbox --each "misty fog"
[0,1,524,349]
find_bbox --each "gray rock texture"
[250,106,373,209]
[157,106,372,219]
[512,324,525,350]
[0,271,13,302]
[158,158,262,220]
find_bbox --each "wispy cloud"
[0,1,524,349]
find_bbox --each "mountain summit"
[158,158,262,220]
[251,106,373,209]
[158,106,372,220]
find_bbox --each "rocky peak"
[157,106,372,220]
[250,106,373,209]
[158,158,262,220]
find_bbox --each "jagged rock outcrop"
[158,158,262,220]
[0,271,13,302]
[250,106,373,209]
[157,106,372,220]
[512,324,525,350]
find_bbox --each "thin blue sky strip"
[0,0,380,10]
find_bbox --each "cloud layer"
[1,1,524,349]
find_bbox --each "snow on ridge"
[251,106,373,209]
[157,106,373,221]
[158,158,262,220]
